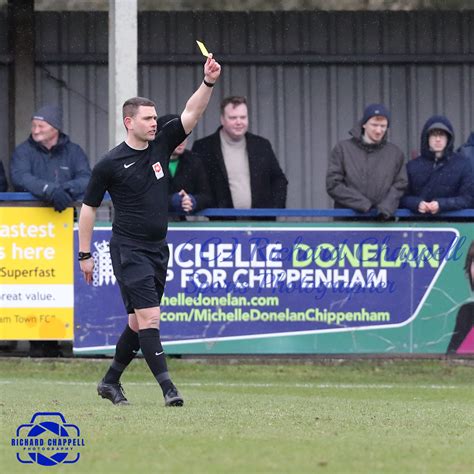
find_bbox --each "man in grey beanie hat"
[32,105,63,131]
[10,104,91,212]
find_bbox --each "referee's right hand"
[80,258,94,285]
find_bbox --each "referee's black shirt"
[83,118,187,241]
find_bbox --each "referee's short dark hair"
[220,96,247,116]
[122,97,156,120]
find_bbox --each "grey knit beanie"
[32,105,63,131]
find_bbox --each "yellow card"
[196,40,210,57]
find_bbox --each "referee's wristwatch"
[78,251,92,261]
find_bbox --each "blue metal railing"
[1,192,474,218]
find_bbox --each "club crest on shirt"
[152,161,164,180]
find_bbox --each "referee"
[78,54,221,406]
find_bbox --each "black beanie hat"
[361,103,390,126]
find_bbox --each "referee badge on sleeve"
[152,161,164,180]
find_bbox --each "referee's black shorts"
[110,234,169,314]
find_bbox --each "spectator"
[400,115,473,214]
[326,103,407,219]
[192,96,288,213]
[10,105,91,212]
[156,114,212,216]
[0,161,7,192]
[458,132,474,170]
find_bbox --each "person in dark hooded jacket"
[458,132,474,171]
[326,103,407,218]
[400,115,474,214]
[10,105,91,212]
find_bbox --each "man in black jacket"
[192,96,288,214]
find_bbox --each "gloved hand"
[62,183,75,199]
[51,187,73,212]
[376,211,393,222]
[170,193,183,212]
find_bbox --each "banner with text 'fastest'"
[0,208,74,339]
[73,227,459,349]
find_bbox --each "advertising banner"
[73,224,474,355]
[0,207,74,340]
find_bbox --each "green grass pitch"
[0,358,473,473]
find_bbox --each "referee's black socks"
[138,328,174,396]
[104,324,140,384]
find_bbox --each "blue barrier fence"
[2,192,474,218]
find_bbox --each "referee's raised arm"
[180,54,221,135]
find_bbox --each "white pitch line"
[0,380,466,390]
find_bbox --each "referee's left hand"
[204,53,221,83]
